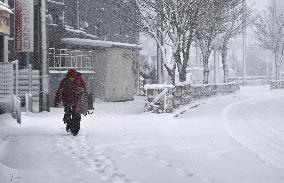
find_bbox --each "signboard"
[0,11,10,35]
[15,0,34,52]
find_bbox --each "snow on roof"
[47,0,65,6]
[0,2,13,14]
[144,84,175,90]
[61,38,142,50]
[65,27,87,34]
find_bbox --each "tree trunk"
[177,49,188,82]
[179,66,187,82]
[165,64,175,85]
[221,52,229,83]
[276,65,280,80]
[203,54,210,84]
[203,63,209,84]
[274,53,280,80]
[219,44,229,83]
[223,63,229,83]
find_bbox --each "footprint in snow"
[159,160,173,167]
[176,168,194,177]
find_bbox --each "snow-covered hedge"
[144,83,240,113]
[270,80,284,89]
[173,83,240,110]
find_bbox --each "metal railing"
[49,48,94,73]
[228,76,274,86]
[0,60,21,123]
[270,80,284,89]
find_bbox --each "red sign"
[15,0,34,52]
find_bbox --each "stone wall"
[172,83,240,110]
[145,83,240,113]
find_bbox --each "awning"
[0,2,13,14]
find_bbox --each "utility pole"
[76,0,80,29]
[272,0,276,79]
[214,49,218,83]
[40,0,50,112]
[242,0,246,85]
[3,0,8,62]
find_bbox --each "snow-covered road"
[0,86,284,183]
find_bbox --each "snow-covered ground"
[0,86,284,183]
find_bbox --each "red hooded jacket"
[54,69,86,107]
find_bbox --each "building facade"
[46,0,141,103]
[0,0,11,63]
[6,0,141,107]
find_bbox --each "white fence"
[228,76,273,86]
[0,61,21,123]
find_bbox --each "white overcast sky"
[251,0,270,11]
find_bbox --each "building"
[0,0,12,63]
[46,0,141,103]
[6,0,141,108]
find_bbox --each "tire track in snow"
[222,96,284,169]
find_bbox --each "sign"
[15,0,34,52]
[0,11,10,35]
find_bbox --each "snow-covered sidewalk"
[0,86,284,183]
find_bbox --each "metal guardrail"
[229,76,274,86]
[144,84,175,113]
[0,60,21,123]
[270,80,284,89]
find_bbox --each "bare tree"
[195,0,226,84]
[133,0,174,83]
[218,0,246,83]
[196,0,241,84]
[165,0,200,83]
[134,0,201,85]
[254,6,284,80]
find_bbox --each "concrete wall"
[93,49,107,99]
[103,48,138,101]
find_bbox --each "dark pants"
[63,107,81,134]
